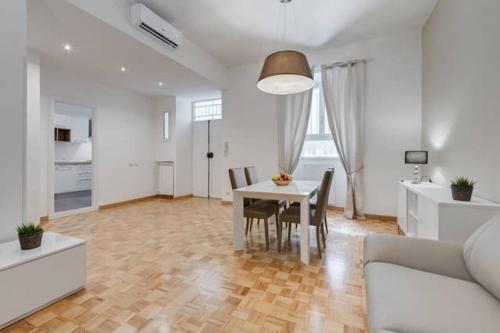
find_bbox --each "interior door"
[192,120,223,198]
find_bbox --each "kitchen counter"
[55,161,92,165]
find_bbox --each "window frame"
[163,111,169,141]
[301,72,338,159]
[192,98,222,122]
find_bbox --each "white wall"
[222,62,279,200]
[40,67,158,216]
[422,0,500,202]
[222,31,423,216]
[0,0,26,242]
[55,142,92,162]
[174,98,193,196]
[26,58,41,224]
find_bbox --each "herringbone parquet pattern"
[3,198,396,333]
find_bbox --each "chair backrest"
[244,166,259,185]
[228,168,247,189]
[228,168,251,206]
[312,168,334,226]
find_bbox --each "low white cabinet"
[398,181,500,244]
[0,232,86,329]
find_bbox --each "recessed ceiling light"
[120,66,126,72]
[158,81,163,86]
[63,43,72,52]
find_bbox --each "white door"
[192,120,223,198]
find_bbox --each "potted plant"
[451,177,476,201]
[17,223,43,250]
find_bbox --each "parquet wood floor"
[4,198,397,333]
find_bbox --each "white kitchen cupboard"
[158,161,174,196]
[54,114,71,129]
[397,181,500,244]
[54,114,89,143]
[71,116,90,143]
[55,164,92,193]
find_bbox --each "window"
[163,112,169,140]
[193,98,222,121]
[301,71,338,158]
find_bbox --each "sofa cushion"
[365,262,500,333]
[463,214,500,299]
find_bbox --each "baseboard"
[157,194,173,199]
[99,195,158,209]
[172,194,193,200]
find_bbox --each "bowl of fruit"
[272,172,294,186]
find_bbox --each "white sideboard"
[397,181,500,244]
[0,232,86,329]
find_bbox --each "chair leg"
[316,227,322,259]
[245,218,249,236]
[320,223,326,248]
[288,221,292,241]
[264,218,270,250]
[277,220,282,253]
[249,218,254,233]
[324,216,329,233]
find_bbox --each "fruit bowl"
[272,173,293,186]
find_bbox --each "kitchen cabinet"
[55,164,92,194]
[54,114,90,143]
[71,117,90,143]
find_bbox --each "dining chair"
[291,167,334,234]
[277,169,334,258]
[244,166,287,210]
[228,168,279,250]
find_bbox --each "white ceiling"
[28,0,221,99]
[136,0,437,66]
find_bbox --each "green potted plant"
[17,223,43,250]
[451,177,476,201]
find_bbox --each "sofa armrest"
[364,234,473,282]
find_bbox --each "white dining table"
[232,180,321,265]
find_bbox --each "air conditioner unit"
[130,3,182,49]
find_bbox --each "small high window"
[163,112,169,140]
[193,99,222,121]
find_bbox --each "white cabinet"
[158,162,174,196]
[397,181,500,244]
[54,114,90,143]
[55,164,92,193]
[71,117,90,143]
[54,114,71,129]
[0,233,86,329]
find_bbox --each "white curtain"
[321,62,365,219]
[277,89,313,174]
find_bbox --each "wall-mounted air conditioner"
[130,3,182,49]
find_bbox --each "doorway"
[193,119,223,198]
[51,102,94,215]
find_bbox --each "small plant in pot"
[17,223,43,250]
[451,177,476,201]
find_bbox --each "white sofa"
[364,215,500,333]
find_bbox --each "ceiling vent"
[130,4,182,49]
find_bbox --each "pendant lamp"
[257,1,314,95]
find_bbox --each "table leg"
[232,193,244,251]
[300,196,310,265]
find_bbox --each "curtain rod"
[321,59,367,69]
